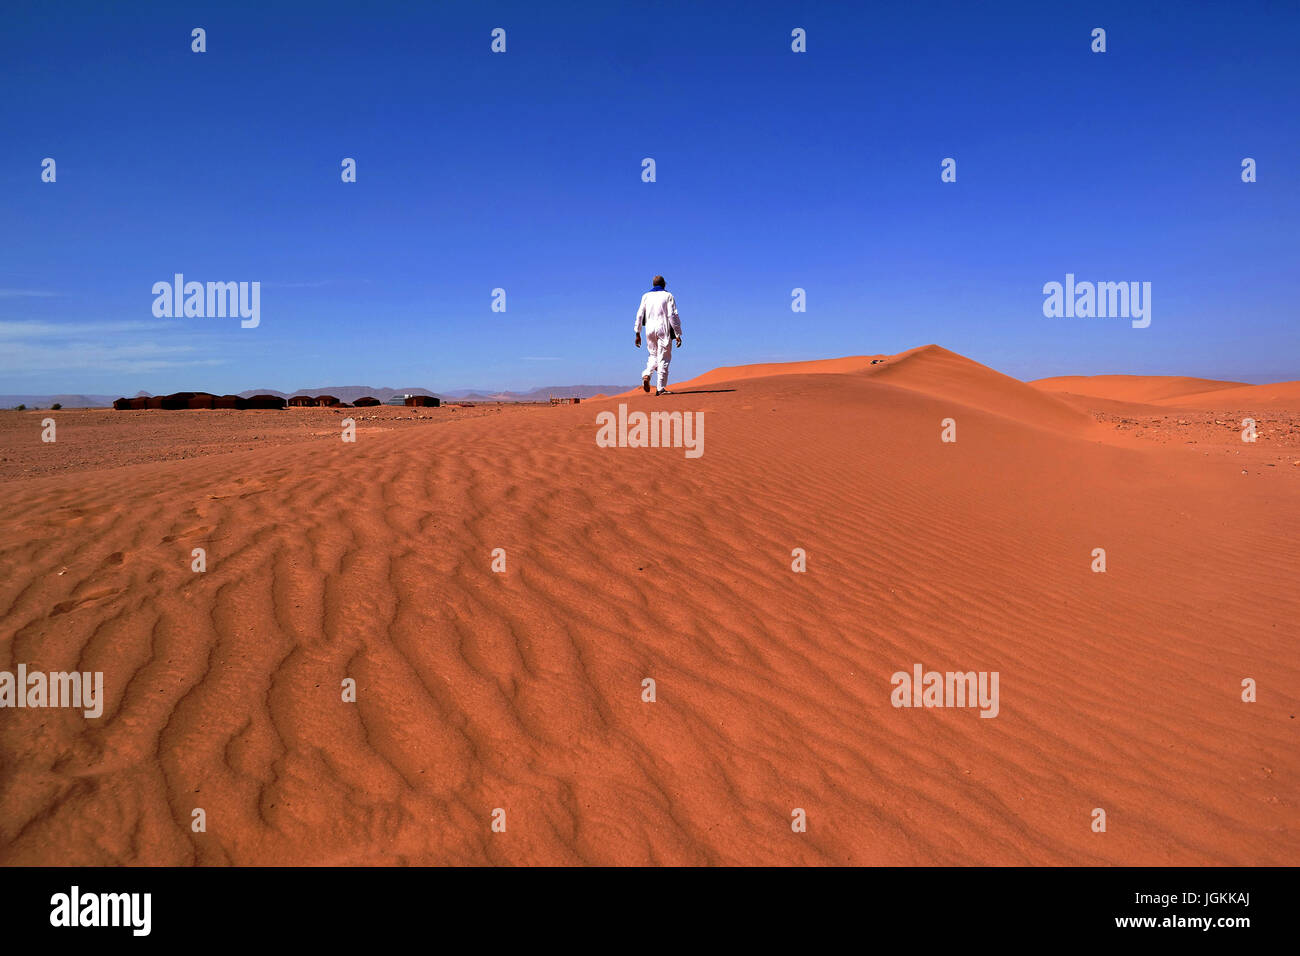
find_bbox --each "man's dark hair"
[652,275,665,288]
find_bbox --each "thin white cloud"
[1,341,225,374]
[0,320,176,339]
[0,321,227,374]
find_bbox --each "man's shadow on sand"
[665,388,736,394]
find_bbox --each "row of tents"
[112,392,441,410]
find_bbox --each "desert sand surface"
[0,403,517,483]
[0,345,1296,865]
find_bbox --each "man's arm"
[667,294,682,343]
[635,295,646,346]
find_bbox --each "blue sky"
[2,0,1297,395]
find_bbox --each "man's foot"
[656,388,672,396]
[642,375,651,393]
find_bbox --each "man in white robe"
[635,276,683,395]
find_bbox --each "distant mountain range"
[238,384,624,402]
[0,393,120,408]
[440,384,622,401]
[2,383,624,408]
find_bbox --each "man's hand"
[675,335,682,348]
[635,334,641,348]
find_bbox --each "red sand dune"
[0,347,1296,865]
[662,345,1092,434]
[1032,374,1250,404]
[669,354,888,389]
[862,345,1093,434]
[1153,380,1300,409]
[1031,373,1300,416]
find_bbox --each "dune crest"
[859,345,1092,433]
[669,355,888,390]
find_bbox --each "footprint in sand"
[161,525,211,544]
[56,505,111,527]
[49,586,125,617]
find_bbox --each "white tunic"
[635,289,682,339]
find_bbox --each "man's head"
[652,275,666,289]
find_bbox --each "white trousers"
[642,328,673,389]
